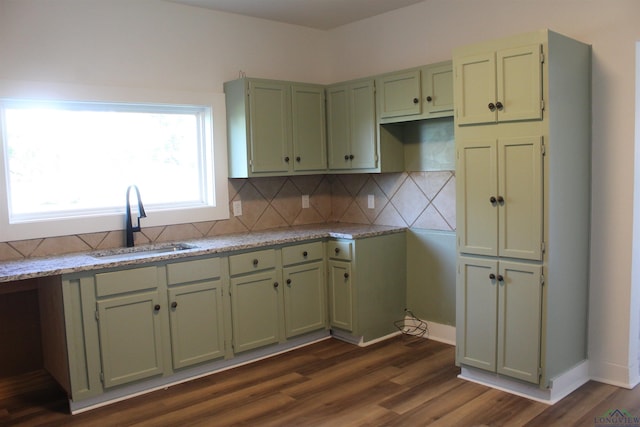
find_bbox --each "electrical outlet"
[367,194,375,209]
[232,200,242,216]
[302,194,310,209]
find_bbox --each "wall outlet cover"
[302,195,310,209]
[368,194,375,209]
[232,200,242,216]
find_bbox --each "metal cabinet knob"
[426,96,433,102]
[488,102,496,111]
[154,304,161,311]
[286,279,292,285]
[171,301,178,309]
[413,97,419,104]
[302,251,308,257]
[334,248,340,254]
[344,272,349,279]
[490,196,497,204]
[253,259,259,266]
[273,282,279,288]
[489,273,496,280]
[496,101,504,110]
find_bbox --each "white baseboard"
[404,316,456,346]
[459,360,590,405]
[589,358,640,389]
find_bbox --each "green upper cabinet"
[377,61,453,124]
[377,70,421,119]
[456,136,543,261]
[455,44,542,125]
[326,79,379,171]
[224,78,326,177]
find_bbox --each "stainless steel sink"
[90,243,197,260]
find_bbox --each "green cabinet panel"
[497,261,542,384]
[168,279,225,369]
[457,136,543,261]
[423,62,454,116]
[457,257,497,371]
[96,291,164,388]
[292,85,326,172]
[378,70,421,119]
[230,270,281,353]
[455,44,542,125]
[248,80,291,174]
[326,79,378,171]
[327,259,353,332]
[457,257,542,384]
[283,261,326,337]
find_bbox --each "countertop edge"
[0,224,406,283]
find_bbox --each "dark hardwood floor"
[1,335,639,426]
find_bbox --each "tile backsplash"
[0,172,455,261]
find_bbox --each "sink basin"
[91,243,197,260]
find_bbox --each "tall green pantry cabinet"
[454,30,591,402]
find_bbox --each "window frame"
[0,79,229,242]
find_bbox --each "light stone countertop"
[0,223,406,283]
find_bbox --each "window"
[0,81,229,241]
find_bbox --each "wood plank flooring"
[1,335,639,426]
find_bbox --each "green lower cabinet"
[96,291,165,388]
[230,269,281,353]
[457,256,542,384]
[283,260,326,338]
[327,233,406,343]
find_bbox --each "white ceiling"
[167,0,427,30]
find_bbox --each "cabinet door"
[292,85,326,172]
[423,63,454,115]
[248,80,291,173]
[167,280,225,370]
[326,84,351,170]
[378,70,421,119]
[283,261,325,338]
[497,261,542,384]
[456,257,498,372]
[455,52,497,125]
[230,270,280,353]
[498,136,543,260]
[457,139,498,256]
[96,291,164,388]
[496,44,543,123]
[328,259,353,332]
[349,80,377,170]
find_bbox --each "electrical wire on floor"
[395,309,429,338]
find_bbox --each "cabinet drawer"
[282,241,323,266]
[327,240,353,261]
[229,249,276,276]
[95,266,158,297]
[167,257,222,285]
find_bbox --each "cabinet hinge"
[95,310,99,320]
[541,99,545,111]
[541,143,546,156]
[100,372,104,384]
[249,159,252,166]
[541,240,546,253]
[540,53,545,63]
[540,274,545,286]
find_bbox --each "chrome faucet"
[125,185,146,247]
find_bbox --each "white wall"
[0,0,331,91]
[326,0,640,388]
[1,0,639,387]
